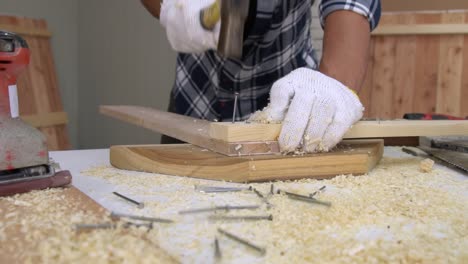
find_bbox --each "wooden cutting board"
[110,139,384,182]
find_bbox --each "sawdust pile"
[80,153,468,264]
[0,188,177,264]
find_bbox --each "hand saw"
[418,136,468,174]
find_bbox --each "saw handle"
[0,170,72,197]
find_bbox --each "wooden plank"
[0,23,52,37]
[369,36,396,118]
[462,14,468,117]
[209,120,468,142]
[392,14,417,118]
[21,111,68,128]
[0,186,176,263]
[436,13,464,116]
[110,140,384,183]
[413,13,441,114]
[372,24,468,36]
[100,105,279,156]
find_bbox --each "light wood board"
[110,139,384,182]
[209,120,468,142]
[0,186,175,263]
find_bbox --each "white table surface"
[49,147,466,263]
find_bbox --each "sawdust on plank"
[0,188,178,264]
[80,151,468,263]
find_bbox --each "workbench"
[45,147,468,263]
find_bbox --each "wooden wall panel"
[361,11,468,119]
[0,16,70,150]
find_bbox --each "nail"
[111,212,173,223]
[218,228,266,255]
[278,189,331,207]
[214,237,222,259]
[288,195,332,207]
[179,205,260,215]
[74,223,115,231]
[309,186,326,198]
[113,191,144,209]
[232,92,239,123]
[252,188,265,199]
[209,215,273,221]
[195,185,248,193]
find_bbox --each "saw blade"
[418,146,468,174]
[430,136,468,153]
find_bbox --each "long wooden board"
[209,120,468,142]
[101,105,468,156]
[110,139,384,182]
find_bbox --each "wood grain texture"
[436,12,464,116]
[372,24,468,35]
[21,111,68,128]
[0,186,106,263]
[392,14,417,118]
[110,140,384,182]
[0,15,70,150]
[0,186,176,263]
[100,105,280,156]
[365,11,468,119]
[413,14,440,114]
[210,120,468,142]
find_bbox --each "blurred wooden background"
[359,11,468,119]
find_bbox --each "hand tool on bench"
[419,136,468,174]
[200,0,250,59]
[0,31,71,196]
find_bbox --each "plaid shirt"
[169,0,381,121]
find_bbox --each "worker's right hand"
[160,0,220,53]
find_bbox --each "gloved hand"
[249,68,364,153]
[160,0,220,53]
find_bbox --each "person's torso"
[172,0,318,121]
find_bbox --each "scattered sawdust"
[420,158,435,173]
[0,188,177,264]
[79,152,468,263]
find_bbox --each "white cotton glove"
[250,68,364,153]
[160,0,220,53]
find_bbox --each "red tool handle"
[0,170,72,197]
[403,113,467,120]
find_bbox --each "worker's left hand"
[249,68,364,153]
[160,0,220,53]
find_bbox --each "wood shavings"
[80,149,468,263]
[0,188,177,263]
[420,158,435,173]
